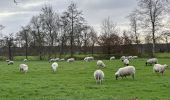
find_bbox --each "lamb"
[153,64,168,75]
[19,64,28,73]
[123,59,129,66]
[97,60,105,68]
[94,69,104,84]
[84,57,94,62]
[115,66,135,80]
[67,58,75,62]
[51,62,58,72]
[110,56,115,60]
[8,61,14,65]
[146,58,158,66]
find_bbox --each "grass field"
[0,59,170,100]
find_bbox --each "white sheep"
[97,60,105,68]
[60,58,65,61]
[23,59,28,62]
[67,58,75,62]
[94,69,104,84]
[84,57,94,62]
[6,59,10,62]
[110,56,115,60]
[132,56,138,59]
[123,59,129,66]
[49,58,60,63]
[153,64,168,75]
[128,56,133,60]
[146,58,158,66]
[19,64,28,73]
[115,66,135,80]
[8,61,14,65]
[120,56,126,61]
[51,62,58,72]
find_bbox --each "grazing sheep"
[23,59,28,62]
[115,66,135,80]
[110,56,115,60]
[84,57,94,62]
[6,59,10,62]
[97,60,105,68]
[128,56,133,60]
[8,61,14,65]
[51,62,58,72]
[120,56,126,61]
[153,64,168,75]
[123,59,129,66]
[67,58,75,62]
[94,69,104,84]
[60,58,65,61]
[49,58,60,63]
[132,56,138,59]
[146,58,158,66]
[19,64,28,73]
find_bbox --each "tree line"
[1,0,170,60]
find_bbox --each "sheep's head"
[115,72,119,80]
[164,64,168,68]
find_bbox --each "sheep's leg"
[132,74,135,80]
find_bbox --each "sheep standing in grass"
[49,58,60,63]
[115,66,135,80]
[94,69,104,84]
[23,59,28,62]
[153,64,168,75]
[60,58,65,61]
[123,59,129,66]
[51,62,58,72]
[6,59,10,62]
[132,56,138,59]
[84,57,94,62]
[146,58,158,66]
[110,56,115,60]
[120,56,126,61]
[67,58,75,62]
[19,64,28,73]
[97,60,105,68]
[8,61,14,65]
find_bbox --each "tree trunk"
[152,22,155,57]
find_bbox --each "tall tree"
[63,2,85,57]
[89,27,98,55]
[137,0,167,56]
[17,25,32,59]
[98,17,118,55]
[40,5,60,58]
[128,11,140,45]
[30,16,45,60]
[5,34,14,60]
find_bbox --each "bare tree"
[17,25,32,59]
[30,16,45,60]
[128,11,140,45]
[98,17,118,55]
[63,2,85,57]
[89,27,98,55]
[137,0,167,56]
[5,34,14,60]
[40,5,60,58]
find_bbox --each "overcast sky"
[0,0,137,36]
